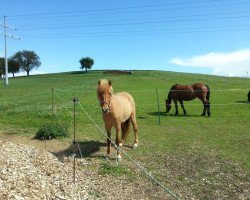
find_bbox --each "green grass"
[0,70,249,173]
[99,163,133,178]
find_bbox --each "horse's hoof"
[116,155,122,162]
[105,154,110,160]
[133,143,138,148]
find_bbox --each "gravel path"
[0,140,91,200]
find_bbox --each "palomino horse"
[97,79,138,161]
[165,83,211,116]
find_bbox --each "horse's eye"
[109,93,112,96]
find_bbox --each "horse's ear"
[98,80,101,86]
[108,80,112,86]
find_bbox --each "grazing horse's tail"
[121,118,131,142]
[205,85,210,101]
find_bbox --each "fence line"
[0,90,50,100]
[0,85,248,101]
[54,88,250,93]
[77,100,180,200]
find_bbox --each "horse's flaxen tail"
[205,85,210,101]
[121,118,131,142]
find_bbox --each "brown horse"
[97,79,138,161]
[165,83,210,116]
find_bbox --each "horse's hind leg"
[179,100,186,115]
[201,98,210,116]
[121,118,131,146]
[207,101,211,117]
[130,113,138,148]
[202,103,206,116]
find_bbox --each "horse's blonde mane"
[99,79,108,85]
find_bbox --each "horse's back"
[115,92,135,109]
[171,84,195,100]
[192,83,207,91]
[171,83,208,101]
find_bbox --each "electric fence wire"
[77,100,180,200]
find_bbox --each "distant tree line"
[0,50,41,78]
[1,52,95,78]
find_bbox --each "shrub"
[35,123,69,140]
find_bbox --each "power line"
[7,0,250,20]
[0,16,20,85]
[15,10,250,30]
[19,26,250,39]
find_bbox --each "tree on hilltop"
[79,57,94,72]
[12,50,41,76]
[8,58,20,77]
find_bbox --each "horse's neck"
[166,96,172,103]
[167,91,172,102]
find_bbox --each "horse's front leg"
[173,99,178,116]
[179,100,186,115]
[105,125,112,159]
[115,124,122,161]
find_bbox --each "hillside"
[0,70,249,199]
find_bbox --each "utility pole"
[1,15,20,85]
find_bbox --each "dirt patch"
[0,133,171,199]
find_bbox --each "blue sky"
[1,0,250,77]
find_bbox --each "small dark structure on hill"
[103,70,133,74]
[248,90,250,102]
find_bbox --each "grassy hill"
[0,70,249,199]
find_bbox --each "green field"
[0,70,249,199]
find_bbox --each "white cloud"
[170,49,250,77]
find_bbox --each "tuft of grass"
[99,163,133,178]
[35,123,69,140]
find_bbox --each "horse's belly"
[181,96,196,101]
[115,104,131,122]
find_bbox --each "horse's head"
[165,98,172,113]
[97,79,113,113]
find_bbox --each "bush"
[35,123,69,140]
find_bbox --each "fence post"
[156,89,161,125]
[84,84,87,97]
[72,97,79,184]
[51,88,54,119]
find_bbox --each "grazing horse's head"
[97,79,113,113]
[165,98,172,113]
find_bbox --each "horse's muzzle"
[102,108,110,113]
